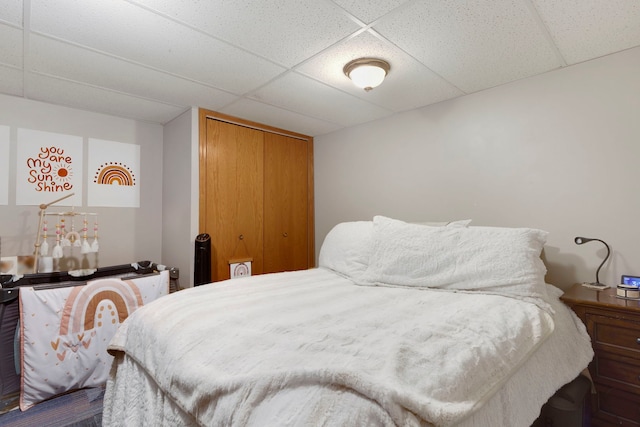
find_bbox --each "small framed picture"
[229,258,252,279]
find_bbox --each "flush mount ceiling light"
[343,58,390,92]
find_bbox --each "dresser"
[561,284,640,426]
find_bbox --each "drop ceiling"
[1,0,639,136]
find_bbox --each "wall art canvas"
[16,128,83,206]
[0,125,10,205]
[87,138,140,207]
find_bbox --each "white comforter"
[105,268,587,427]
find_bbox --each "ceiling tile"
[0,24,23,68]
[130,0,360,67]
[374,0,563,93]
[297,30,463,112]
[0,0,637,134]
[0,64,23,97]
[533,0,640,64]
[221,98,342,137]
[0,1,23,26]
[29,35,239,111]
[251,72,392,127]
[26,73,187,123]
[30,0,286,94]
[331,0,411,24]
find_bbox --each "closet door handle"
[282,232,288,237]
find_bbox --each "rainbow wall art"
[93,162,136,187]
[87,138,140,207]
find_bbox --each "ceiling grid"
[0,0,637,136]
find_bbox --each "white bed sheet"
[103,268,592,427]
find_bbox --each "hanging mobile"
[52,220,64,259]
[60,217,71,247]
[81,214,91,254]
[91,218,99,252]
[66,215,81,248]
[31,192,75,272]
[39,219,49,256]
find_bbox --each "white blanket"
[107,268,557,426]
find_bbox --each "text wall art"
[16,128,83,206]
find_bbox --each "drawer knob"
[637,337,640,344]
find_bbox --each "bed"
[103,216,594,426]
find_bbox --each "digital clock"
[621,275,640,288]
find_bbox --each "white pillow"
[318,218,472,280]
[359,216,549,308]
[319,221,373,279]
[19,271,169,410]
[413,219,471,227]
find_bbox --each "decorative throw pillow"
[19,271,169,410]
[359,216,550,309]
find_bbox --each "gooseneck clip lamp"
[574,236,610,287]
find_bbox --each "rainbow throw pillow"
[18,270,169,410]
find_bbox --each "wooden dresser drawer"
[587,313,640,356]
[594,385,640,426]
[594,352,640,392]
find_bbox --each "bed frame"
[0,261,179,423]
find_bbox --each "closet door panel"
[263,133,308,273]
[203,119,264,282]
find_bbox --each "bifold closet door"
[263,133,309,273]
[201,118,264,282]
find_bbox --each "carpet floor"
[0,387,103,427]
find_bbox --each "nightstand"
[561,284,640,426]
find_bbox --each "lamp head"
[574,236,594,245]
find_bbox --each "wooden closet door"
[263,133,309,273]
[201,118,264,282]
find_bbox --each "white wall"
[162,107,199,287]
[315,47,640,290]
[0,94,164,272]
